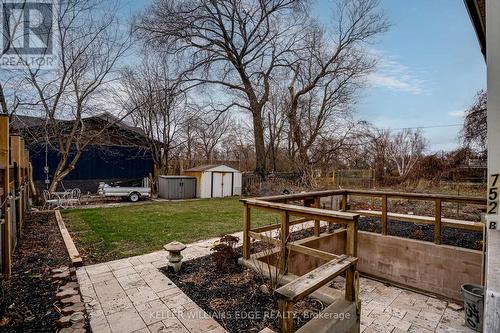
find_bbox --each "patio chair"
[68,188,81,208]
[42,190,58,210]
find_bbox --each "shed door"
[212,172,233,198]
[167,178,182,199]
[222,173,232,197]
[212,172,223,198]
[182,178,197,199]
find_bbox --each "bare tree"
[387,129,426,179]
[192,112,232,163]
[368,128,390,182]
[462,89,487,152]
[14,0,132,192]
[122,52,188,179]
[138,0,309,178]
[0,0,29,115]
[285,0,389,184]
[180,114,199,168]
[264,84,289,172]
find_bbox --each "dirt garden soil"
[162,249,325,333]
[0,212,71,333]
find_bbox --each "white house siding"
[485,0,500,330]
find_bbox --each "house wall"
[283,231,481,302]
[29,144,152,181]
[485,0,500,329]
[29,144,153,193]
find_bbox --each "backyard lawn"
[62,198,278,264]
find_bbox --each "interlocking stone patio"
[76,231,475,333]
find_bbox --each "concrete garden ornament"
[164,241,187,272]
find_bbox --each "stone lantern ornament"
[163,241,187,272]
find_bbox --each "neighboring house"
[10,113,153,192]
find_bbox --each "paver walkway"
[77,236,227,333]
[77,231,474,333]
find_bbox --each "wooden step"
[296,299,359,333]
[275,255,357,302]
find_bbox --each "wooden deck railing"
[254,189,486,245]
[241,198,360,333]
[242,189,485,331]
[241,198,359,261]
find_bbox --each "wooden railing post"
[280,211,289,274]
[345,216,358,304]
[243,203,251,259]
[279,299,294,333]
[434,198,442,244]
[345,216,358,257]
[381,194,388,235]
[314,197,321,236]
[345,265,356,302]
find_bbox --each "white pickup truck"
[98,181,151,202]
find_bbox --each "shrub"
[211,235,240,272]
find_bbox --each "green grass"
[62,198,279,264]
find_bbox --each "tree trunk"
[0,83,9,114]
[48,151,82,193]
[48,155,68,193]
[287,96,313,185]
[252,108,267,179]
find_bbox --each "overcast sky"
[119,0,487,152]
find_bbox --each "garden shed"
[158,176,197,200]
[183,164,242,198]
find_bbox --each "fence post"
[341,193,348,211]
[20,141,26,226]
[243,203,251,259]
[3,207,11,275]
[381,195,388,235]
[279,210,289,274]
[11,136,21,240]
[434,198,442,244]
[0,114,11,276]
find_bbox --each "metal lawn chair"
[42,190,58,210]
[67,188,81,208]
